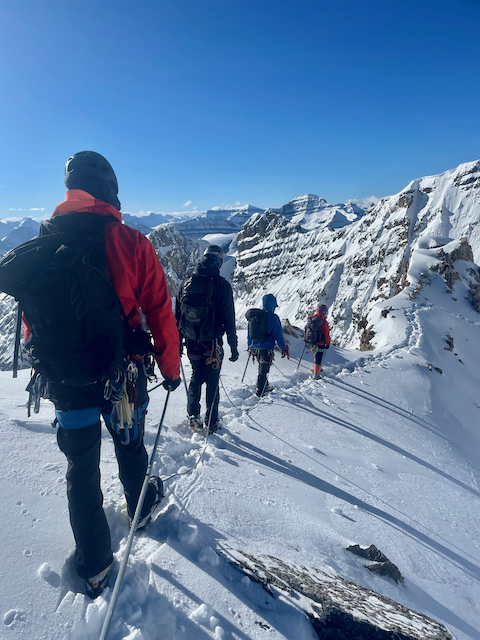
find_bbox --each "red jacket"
[49,190,180,381]
[310,312,331,347]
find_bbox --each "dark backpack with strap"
[304,315,325,345]
[178,273,216,342]
[0,211,127,386]
[246,308,268,343]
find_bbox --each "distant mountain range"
[1,161,479,370]
[0,217,42,256]
[0,195,368,256]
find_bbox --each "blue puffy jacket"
[248,294,286,351]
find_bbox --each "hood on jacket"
[262,294,278,312]
[52,190,122,222]
[196,255,221,277]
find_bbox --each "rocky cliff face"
[148,225,205,299]
[232,160,480,350]
[169,205,267,240]
[280,194,364,230]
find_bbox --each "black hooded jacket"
[176,256,238,353]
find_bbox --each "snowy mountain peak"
[232,159,480,354]
[280,193,327,219]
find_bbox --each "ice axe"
[296,342,307,371]
[241,352,251,383]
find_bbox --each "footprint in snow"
[189,603,226,638]
[38,562,61,588]
[3,609,25,626]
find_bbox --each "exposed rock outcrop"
[346,544,404,584]
[232,160,480,350]
[148,225,204,299]
[225,551,452,640]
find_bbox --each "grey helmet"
[204,245,225,263]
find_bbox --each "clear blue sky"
[1,0,479,217]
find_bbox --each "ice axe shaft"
[296,342,307,371]
[241,353,251,383]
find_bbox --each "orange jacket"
[49,190,180,381]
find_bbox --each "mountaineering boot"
[312,372,321,380]
[256,384,273,398]
[188,415,204,433]
[135,476,165,530]
[85,562,113,598]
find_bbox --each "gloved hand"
[281,350,287,358]
[324,344,330,349]
[162,377,181,391]
[229,347,239,362]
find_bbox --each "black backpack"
[178,274,216,342]
[0,211,127,386]
[304,315,324,345]
[246,308,268,343]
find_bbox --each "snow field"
[1,329,480,639]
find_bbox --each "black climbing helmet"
[204,245,225,263]
[64,151,121,211]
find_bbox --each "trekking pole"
[98,389,171,640]
[12,302,22,379]
[241,352,251,383]
[296,342,307,371]
[180,359,188,394]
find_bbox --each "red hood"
[52,190,122,222]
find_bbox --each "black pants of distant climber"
[254,348,274,397]
[56,369,156,579]
[187,350,223,427]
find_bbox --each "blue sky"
[1,0,479,218]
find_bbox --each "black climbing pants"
[187,354,222,427]
[254,348,273,396]
[56,367,156,579]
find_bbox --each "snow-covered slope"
[280,194,364,230]
[1,320,479,639]
[233,160,480,352]
[1,161,480,639]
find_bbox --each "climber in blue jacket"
[247,294,287,396]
